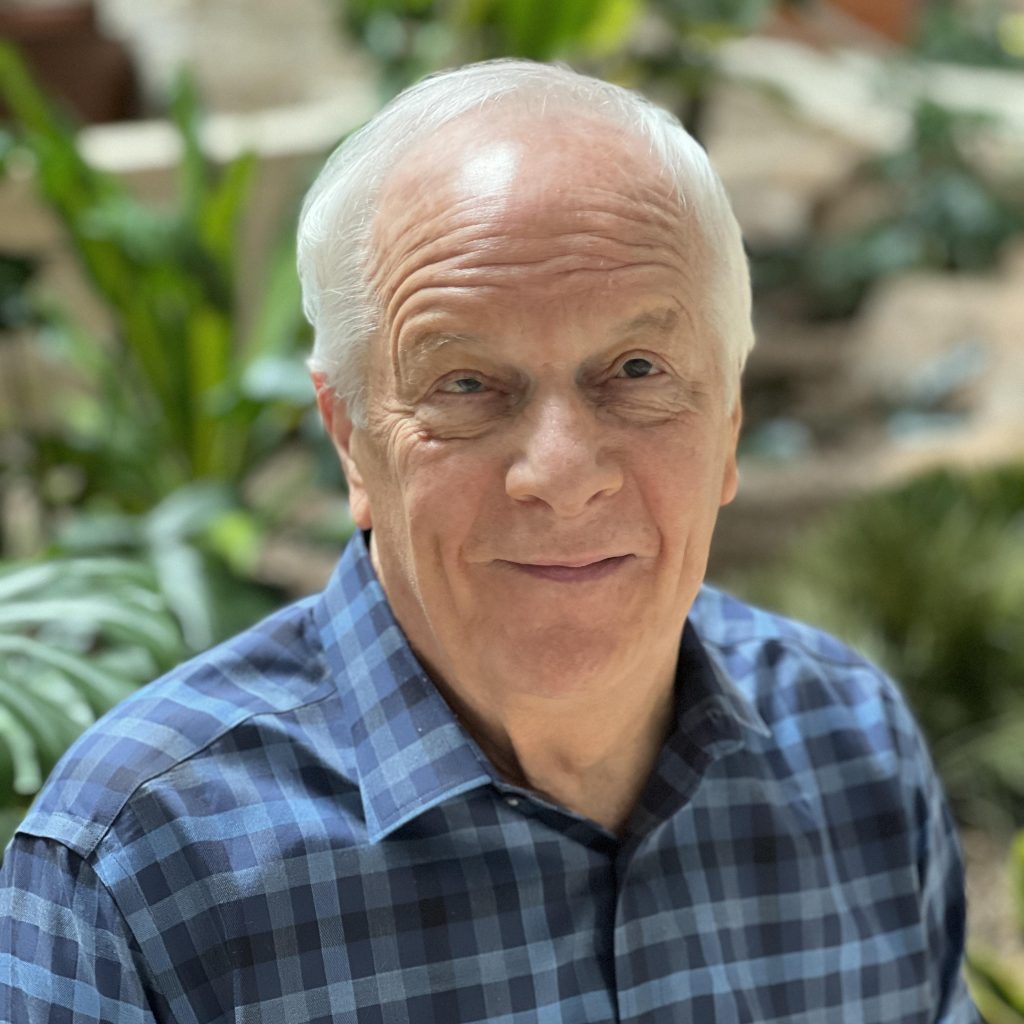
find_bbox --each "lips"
[497,554,634,582]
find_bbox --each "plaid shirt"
[1,532,977,1023]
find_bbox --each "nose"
[505,391,623,517]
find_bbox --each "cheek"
[390,436,503,547]
[639,432,731,529]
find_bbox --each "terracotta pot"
[769,0,922,47]
[0,2,139,124]
[827,0,921,42]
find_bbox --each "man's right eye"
[440,376,486,394]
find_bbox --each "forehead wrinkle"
[386,259,689,352]
[383,249,704,371]
[396,301,700,391]
[374,200,683,282]
[370,170,688,290]
[403,306,680,363]
[368,125,710,378]
[379,223,694,333]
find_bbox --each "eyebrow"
[405,308,681,356]
[399,303,688,372]
[615,308,681,337]
[403,331,480,358]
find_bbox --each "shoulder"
[691,584,926,773]
[689,589,971,1017]
[689,585,958,888]
[692,582,869,670]
[16,595,337,859]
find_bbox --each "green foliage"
[0,42,344,638]
[967,941,1024,1023]
[465,0,639,61]
[1014,830,1024,938]
[650,0,771,33]
[0,252,38,333]
[341,0,641,96]
[338,0,800,139]
[754,100,1024,318]
[0,35,337,843]
[0,48,349,838]
[57,483,282,653]
[734,464,1024,827]
[915,0,1024,70]
[0,128,39,337]
[621,0,784,138]
[0,42,313,513]
[0,557,185,847]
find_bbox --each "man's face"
[320,115,741,707]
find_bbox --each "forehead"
[365,109,711,351]
[371,109,689,256]
[383,106,669,196]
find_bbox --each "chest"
[131,776,933,1024]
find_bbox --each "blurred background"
[1,0,1023,1011]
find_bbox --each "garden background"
[1,0,1023,1015]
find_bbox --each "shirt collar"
[313,532,495,843]
[314,532,769,843]
[678,617,771,746]
[623,619,771,841]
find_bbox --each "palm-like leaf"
[966,945,1024,1023]
[0,42,312,507]
[0,558,184,820]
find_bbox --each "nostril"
[503,394,623,513]
[505,453,622,514]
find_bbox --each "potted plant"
[0,1,137,123]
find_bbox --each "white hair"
[298,59,754,424]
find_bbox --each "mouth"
[497,554,634,583]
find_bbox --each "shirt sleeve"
[922,798,980,1024]
[1,832,160,1024]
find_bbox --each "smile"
[498,554,634,582]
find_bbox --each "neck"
[436,656,678,837]
[368,531,680,836]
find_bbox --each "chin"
[488,624,635,698]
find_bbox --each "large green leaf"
[966,946,1024,1022]
[1014,831,1024,938]
[0,43,310,502]
[0,674,85,795]
[242,232,311,362]
[0,558,186,812]
[197,150,258,274]
[0,635,136,712]
[483,0,640,59]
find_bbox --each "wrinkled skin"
[317,112,741,828]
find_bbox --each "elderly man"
[1,61,976,1022]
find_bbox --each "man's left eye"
[618,357,659,379]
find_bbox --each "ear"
[312,373,373,530]
[719,399,742,507]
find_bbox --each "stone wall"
[97,0,371,114]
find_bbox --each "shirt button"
[505,797,521,809]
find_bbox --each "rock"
[848,242,1024,474]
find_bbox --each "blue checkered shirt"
[1,532,977,1022]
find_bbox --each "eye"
[618,357,660,379]
[439,375,487,394]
